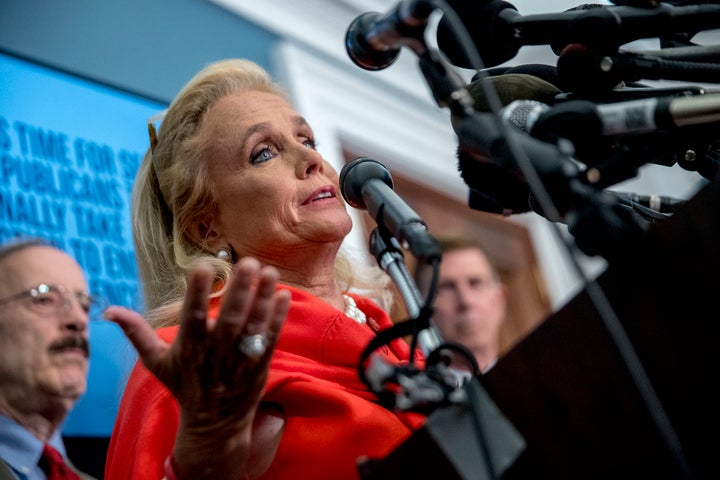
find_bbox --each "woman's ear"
[191,215,223,252]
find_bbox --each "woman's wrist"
[171,425,253,479]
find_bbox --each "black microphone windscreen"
[339,157,393,210]
[556,43,626,94]
[549,4,608,56]
[437,0,520,68]
[457,149,533,214]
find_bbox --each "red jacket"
[105,285,424,479]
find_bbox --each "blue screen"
[0,51,167,436]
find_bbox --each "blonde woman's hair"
[133,59,391,327]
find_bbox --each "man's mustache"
[49,336,90,358]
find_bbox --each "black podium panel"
[482,177,720,479]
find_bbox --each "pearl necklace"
[342,294,367,324]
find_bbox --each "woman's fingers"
[214,258,281,357]
[103,305,170,371]
[176,262,215,353]
[106,257,291,405]
[215,258,262,328]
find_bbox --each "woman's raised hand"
[104,257,290,478]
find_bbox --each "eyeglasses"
[0,284,105,317]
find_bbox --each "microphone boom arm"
[369,228,442,357]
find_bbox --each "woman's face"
[198,90,352,259]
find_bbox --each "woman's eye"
[251,147,274,164]
[303,138,317,149]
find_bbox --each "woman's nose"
[295,145,324,178]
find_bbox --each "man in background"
[0,238,96,480]
[430,235,507,373]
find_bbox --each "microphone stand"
[368,227,442,356]
[362,230,525,480]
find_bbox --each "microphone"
[449,70,561,214]
[345,0,436,71]
[557,43,720,94]
[436,1,720,68]
[339,157,441,261]
[452,87,705,215]
[454,107,684,225]
[501,93,720,143]
[499,92,720,183]
[608,190,686,213]
[556,43,627,94]
[453,105,583,219]
[548,4,620,57]
[451,69,699,217]
[436,0,520,68]
[450,70,572,215]
[630,44,720,63]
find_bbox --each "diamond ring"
[238,333,268,359]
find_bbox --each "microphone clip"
[364,342,478,414]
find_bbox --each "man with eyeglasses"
[0,238,96,480]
